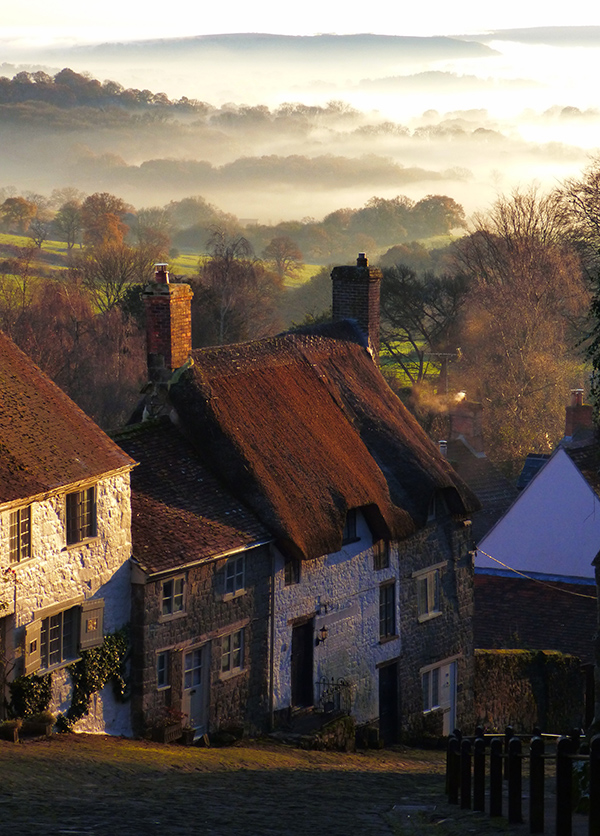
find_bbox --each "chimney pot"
[357,252,368,267]
[154,263,169,284]
[439,440,448,458]
[571,388,584,407]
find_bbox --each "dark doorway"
[291,619,314,707]
[378,662,398,745]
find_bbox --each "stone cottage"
[0,331,134,733]
[122,257,479,742]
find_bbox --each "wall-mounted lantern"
[315,625,328,646]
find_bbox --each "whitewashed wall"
[0,471,132,735]
[273,511,401,725]
[476,448,600,580]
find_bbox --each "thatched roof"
[169,321,479,560]
[0,330,133,505]
[116,419,269,576]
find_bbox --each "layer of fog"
[1,31,599,224]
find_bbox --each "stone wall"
[131,543,271,737]
[0,470,133,735]
[474,649,584,733]
[398,519,474,740]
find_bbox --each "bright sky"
[3,0,600,47]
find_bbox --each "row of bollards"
[447,728,600,836]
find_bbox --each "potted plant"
[22,710,55,737]
[180,724,196,746]
[151,706,186,743]
[0,718,22,742]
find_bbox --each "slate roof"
[447,437,518,543]
[0,330,134,505]
[115,418,269,576]
[168,321,479,561]
[474,572,597,663]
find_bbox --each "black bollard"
[504,725,513,780]
[556,736,572,836]
[508,736,523,824]
[529,736,544,834]
[490,737,503,818]
[447,735,460,804]
[473,737,486,813]
[589,735,600,836]
[460,738,472,810]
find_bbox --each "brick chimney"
[143,264,193,384]
[564,388,593,440]
[449,399,484,455]
[331,253,381,358]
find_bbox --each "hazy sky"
[4,1,600,46]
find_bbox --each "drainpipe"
[269,544,276,731]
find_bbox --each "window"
[373,539,389,570]
[225,555,245,596]
[221,629,244,674]
[415,566,442,621]
[422,666,441,712]
[162,576,185,617]
[284,556,300,586]
[24,598,104,675]
[157,650,170,689]
[342,509,357,544]
[379,582,396,640]
[66,487,96,545]
[10,505,31,563]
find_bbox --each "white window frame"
[156,649,171,689]
[161,576,185,618]
[9,505,31,563]
[221,628,244,676]
[225,555,245,598]
[413,562,445,622]
[24,597,105,675]
[66,486,97,546]
[421,656,459,715]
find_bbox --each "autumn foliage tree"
[451,187,589,472]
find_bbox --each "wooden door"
[378,662,398,745]
[291,620,314,707]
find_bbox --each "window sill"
[418,611,442,624]
[219,667,246,682]
[159,611,186,623]
[222,589,246,603]
[63,536,99,551]
[39,656,81,676]
[423,706,442,715]
[379,634,399,645]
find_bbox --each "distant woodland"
[1,68,599,477]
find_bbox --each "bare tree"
[262,235,303,280]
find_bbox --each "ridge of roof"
[168,326,479,560]
[0,330,134,505]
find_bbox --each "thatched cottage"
[121,256,479,742]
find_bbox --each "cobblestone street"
[0,735,590,836]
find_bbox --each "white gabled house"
[0,331,135,733]
[476,445,600,582]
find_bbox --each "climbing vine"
[8,672,52,718]
[56,628,129,731]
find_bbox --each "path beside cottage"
[0,735,588,835]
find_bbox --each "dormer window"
[66,486,96,545]
[10,505,31,563]
[342,509,358,544]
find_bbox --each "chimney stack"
[143,264,193,384]
[564,388,593,441]
[331,253,382,359]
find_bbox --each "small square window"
[221,629,244,674]
[284,556,300,586]
[225,555,245,596]
[157,651,170,689]
[373,540,389,570]
[342,509,357,544]
[417,569,441,620]
[162,576,185,617]
[379,581,396,640]
[422,666,441,712]
[66,487,96,545]
[10,505,31,563]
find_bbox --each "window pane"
[431,667,440,708]
[162,580,173,615]
[422,671,430,711]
